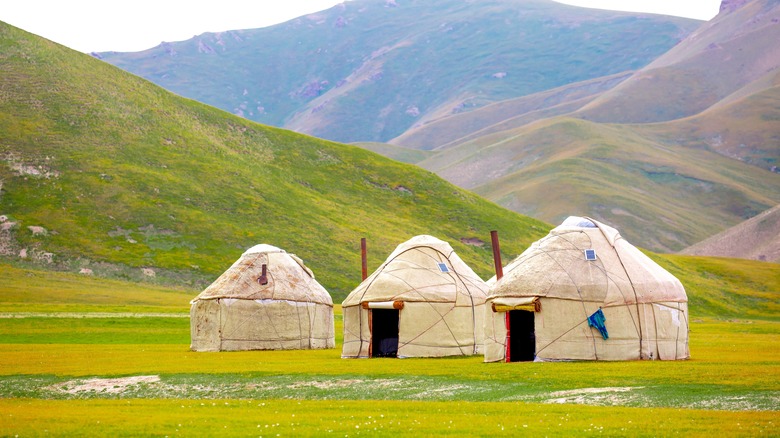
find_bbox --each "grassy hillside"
[95,0,700,143]
[419,117,780,252]
[650,254,779,321]
[0,22,550,300]
[390,71,633,151]
[350,142,434,164]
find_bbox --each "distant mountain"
[95,0,699,144]
[679,204,780,262]
[576,0,780,125]
[0,22,550,300]
[385,0,780,252]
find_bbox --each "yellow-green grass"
[1,258,777,435]
[0,264,192,314]
[652,255,780,321]
[352,142,434,164]
[0,318,777,387]
[1,399,776,437]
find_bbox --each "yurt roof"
[192,244,332,305]
[342,235,488,307]
[489,217,687,306]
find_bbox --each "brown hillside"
[632,68,780,171]
[680,204,780,262]
[575,0,780,124]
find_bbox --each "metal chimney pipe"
[490,230,503,280]
[258,264,268,285]
[361,237,368,281]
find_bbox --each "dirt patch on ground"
[51,376,160,394]
[545,386,644,405]
[287,379,365,390]
[460,237,485,247]
[287,378,403,390]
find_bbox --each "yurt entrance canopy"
[484,217,689,362]
[190,244,335,352]
[342,235,489,358]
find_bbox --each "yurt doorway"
[371,309,399,358]
[508,310,535,362]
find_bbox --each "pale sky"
[1,0,722,54]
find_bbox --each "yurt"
[484,217,689,362]
[342,235,488,358]
[190,244,335,351]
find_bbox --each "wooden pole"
[490,230,503,280]
[361,237,368,281]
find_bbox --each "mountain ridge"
[575,0,780,123]
[382,0,780,252]
[95,0,701,143]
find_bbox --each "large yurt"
[484,217,689,362]
[190,244,335,352]
[342,235,488,358]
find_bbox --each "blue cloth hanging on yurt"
[588,308,609,340]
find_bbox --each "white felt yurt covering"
[190,244,335,351]
[484,217,689,362]
[342,235,488,358]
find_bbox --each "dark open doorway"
[371,309,399,358]
[509,310,535,362]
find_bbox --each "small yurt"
[190,244,335,352]
[485,217,689,362]
[342,235,488,358]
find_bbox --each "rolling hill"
[417,116,780,252]
[94,0,700,144]
[0,21,550,300]
[576,0,780,125]
[680,204,780,262]
[386,0,780,252]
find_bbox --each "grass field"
[1,263,778,436]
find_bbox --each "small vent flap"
[437,262,450,273]
[584,249,597,261]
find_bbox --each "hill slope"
[389,71,633,150]
[94,0,699,144]
[418,116,780,252]
[387,0,780,252]
[0,22,550,300]
[680,204,780,262]
[576,0,780,124]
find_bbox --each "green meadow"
[1,261,778,436]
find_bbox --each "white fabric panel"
[190,244,335,351]
[485,217,689,362]
[342,235,487,358]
